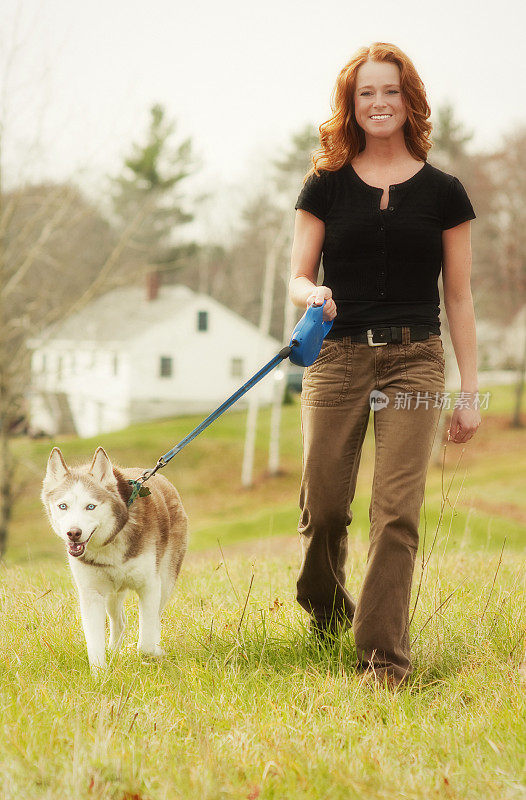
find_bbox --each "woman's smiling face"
[353,60,407,136]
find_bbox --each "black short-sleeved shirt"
[294,160,476,338]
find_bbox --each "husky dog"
[41,446,188,673]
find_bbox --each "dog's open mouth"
[67,528,96,558]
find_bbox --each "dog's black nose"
[67,528,82,541]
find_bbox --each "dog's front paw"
[138,644,166,659]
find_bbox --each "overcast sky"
[2,0,525,239]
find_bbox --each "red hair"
[306,42,433,179]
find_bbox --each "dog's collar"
[127,479,151,507]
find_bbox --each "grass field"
[1,382,526,798]
[6,381,526,563]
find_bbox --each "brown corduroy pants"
[297,328,445,683]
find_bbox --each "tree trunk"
[268,292,296,475]
[430,336,452,465]
[241,220,287,487]
[241,397,260,487]
[0,422,13,559]
[512,320,526,428]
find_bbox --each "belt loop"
[402,325,410,345]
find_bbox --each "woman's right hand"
[306,286,337,321]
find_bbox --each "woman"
[289,42,481,688]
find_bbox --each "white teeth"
[371,115,391,120]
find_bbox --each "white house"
[28,282,283,438]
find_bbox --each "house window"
[159,356,173,378]
[41,353,47,373]
[57,356,63,379]
[197,310,208,332]
[231,358,243,378]
[113,355,119,376]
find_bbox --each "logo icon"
[369,390,389,411]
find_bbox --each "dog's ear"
[45,447,70,483]
[89,446,116,486]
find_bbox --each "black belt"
[348,324,440,346]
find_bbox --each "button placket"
[377,199,387,298]
[387,184,395,213]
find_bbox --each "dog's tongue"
[68,542,85,557]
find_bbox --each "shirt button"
[379,290,385,296]
[379,271,385,276]
[388,206,394,212]
[379,226,384,231]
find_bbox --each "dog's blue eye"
[58,503,67,510]
[86,503,96,510]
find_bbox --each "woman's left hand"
[447,404,481,443]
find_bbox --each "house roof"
[30,285,282,348]
[33,285,194,344]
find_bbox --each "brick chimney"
[146,270,160,301]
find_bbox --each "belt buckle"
[366,328,388,347]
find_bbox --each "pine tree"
[110,103,199,275]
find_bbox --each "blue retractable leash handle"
[127,301,333,503]
[289,300,333,367]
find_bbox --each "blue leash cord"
[126,301,334,505]
[157,344,292,467]
[127,344,293,504]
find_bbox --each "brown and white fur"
[41,446,188,673]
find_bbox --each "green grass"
[6,382,526,563]
[1,382,526,798]
[1,543,525,799]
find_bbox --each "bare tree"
[268,289,296,475]
[240,128,321,485]
[0,176,161,557]
[0,25,203,556]
[266,127,321,475]
[241,205,289,487]
[493,128,526,426]
[427,104,478,464]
